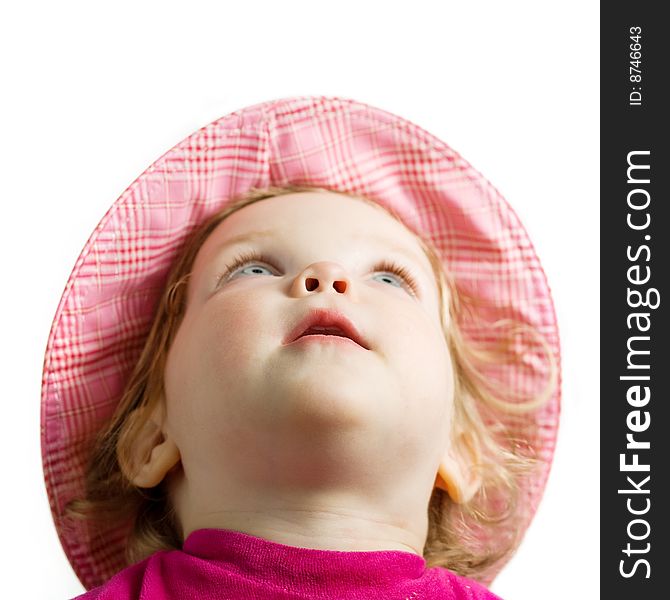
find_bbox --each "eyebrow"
[212,229,277,253]
[351,232,430,273]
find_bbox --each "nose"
[289,261,352,296]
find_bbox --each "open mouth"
[284,309,370,350]
[299,326,351,339]
[295,326,363,347]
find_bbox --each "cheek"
[164,296,278,459]
[390,310,453,414]
[165,294,273,411]
[204,293,286,397]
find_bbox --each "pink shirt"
[74,528,502,599]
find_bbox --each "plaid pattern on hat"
[41,95,561,590]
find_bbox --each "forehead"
[198,191,431,267]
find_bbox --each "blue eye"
[236,264,274,277]
[372,272,404,288]
[218,251,278,287]
[371,260,419,296]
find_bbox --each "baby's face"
[163,191,454,505]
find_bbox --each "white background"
[0,1,599,598]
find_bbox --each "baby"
[62,183,557,599]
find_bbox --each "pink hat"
[41,95,561,590]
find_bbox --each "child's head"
[67,184,556,583]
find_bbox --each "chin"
[272,379,391,430]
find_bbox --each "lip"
[283,308,370,350]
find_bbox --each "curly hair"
[64,183,557,583]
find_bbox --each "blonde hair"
[65,183,557,582]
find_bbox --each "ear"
[434,429,482,504]
[117,402,181,489]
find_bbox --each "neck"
[171,478,431,556]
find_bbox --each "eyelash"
[218,250,419,295]
[218,250,277,285]
[372,259,420,295]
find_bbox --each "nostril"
[333,280,347,293]
[305,277,319,291]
